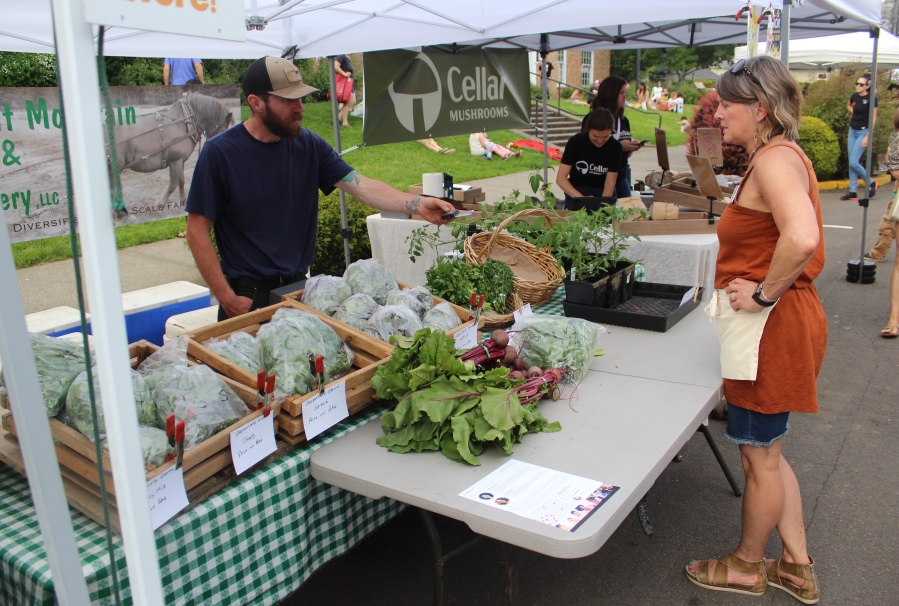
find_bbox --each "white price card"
[230,413,278,476]
[147,465,189,531]
[513,304,534,322]
[679,286,697,307]
[453,323,478,350]
[302,382,349,441]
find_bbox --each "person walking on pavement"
[866,107,899,263]
[185,56,454,321]
[333,55,356,127]
[842,73,878,201]
[164,58,204,86]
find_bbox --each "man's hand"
[415,196,456,225]
[861,135,869,149]
[220,292,253,318]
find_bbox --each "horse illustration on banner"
[114,93,234,205]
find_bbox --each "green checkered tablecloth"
[0,407,404,606]
[534,287,564,316]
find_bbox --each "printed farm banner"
[0,84,239,243]
[362,47,530,146]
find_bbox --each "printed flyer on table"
[459,459,619,532]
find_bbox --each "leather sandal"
[684,552,767,597]
[765,556,821,604]
[881,324,899,339]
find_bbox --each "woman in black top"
[843,73,878,200]
[557,108,623,209]
[334,55,356,127]
[589,76,643,198]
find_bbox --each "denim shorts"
[724,402,790,448]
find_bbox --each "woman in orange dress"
[685,56,826,604]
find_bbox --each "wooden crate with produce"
[185,302,393,446]
[0,339,284,533]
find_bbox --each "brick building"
[535,50,611,94]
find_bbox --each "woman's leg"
[848,128,865,194]
[614,167,632,197]
[884,223,899,336]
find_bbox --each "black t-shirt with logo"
[581,113,631,182]
[849,92,877,129]
[560,132,624,191]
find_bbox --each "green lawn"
[13,102,555,269]
[545,99,695,147]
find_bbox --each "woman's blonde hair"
[716,55,803,143]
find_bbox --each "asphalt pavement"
[11,171,899,606]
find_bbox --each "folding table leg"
[418,508,484,606]
[500,543,528,606]
[698,425,743,497]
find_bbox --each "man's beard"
[260,102,302,139]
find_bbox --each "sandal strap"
[719,552,765,575]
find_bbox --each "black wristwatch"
[751,282,777,307]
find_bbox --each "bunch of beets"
[458,329,563,404]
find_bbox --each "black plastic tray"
[562,282,703,332]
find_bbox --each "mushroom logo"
[576,160,590,175]
[388,52,442,133]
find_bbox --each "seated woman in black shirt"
[557,108,622,210]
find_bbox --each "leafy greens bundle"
[343,258,398,305]
[302,275,353,315]
[66,367,156,441]
[425,256,514,313]
[510,316,602,381]
[372,329,560,466]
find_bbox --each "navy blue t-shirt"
[186,124,352,281]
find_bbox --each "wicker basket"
[478,292,524,331]
[464,208,564,306]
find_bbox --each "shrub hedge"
[310,191,379,277]
[797,116,840,180]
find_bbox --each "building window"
[581,51,593,87]
[556,50,566,85]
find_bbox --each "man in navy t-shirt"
[186,56,454,320]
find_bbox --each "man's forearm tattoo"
[405,196,421,213]
[341,170,362,185]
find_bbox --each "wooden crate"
[185,302,392,446]
[652,184,730,216]
[615,210,718,236]
[0,340,286,532]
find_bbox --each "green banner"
[362,47,530,146]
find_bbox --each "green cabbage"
[385,286,434,319]
[205,332,262,375]
[256,308,355,396]
[103,426,172,467]
[65,367,156,441]
[333,294,380,332]
[365,305,423,343]
[422,302,462,332]
[343,258,397,305]
[153,365,246,450]
[301,275,352,315]
[509,316,601,380]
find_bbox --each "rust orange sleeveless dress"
[714,140,827,414]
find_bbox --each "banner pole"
[540,34,549,189]
[860,28,879,269]
[328,56,352,269]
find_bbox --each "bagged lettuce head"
[385,286,433,319]
[66,367,156,441]
[205,332,261,375]
[365,305,423,343]
[343,258,397,305]
[334,294,380,332]
[25,334,88,417]
[422,302,462,332]
[301,275,352,315]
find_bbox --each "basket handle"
[479,208,559,261]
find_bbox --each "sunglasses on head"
[731,59,764,89]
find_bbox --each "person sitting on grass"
[417,138,455,154]
[468,132,520,160]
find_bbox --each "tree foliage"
[611,45,734,84]
[686,91,750,176]
[0,52,58,87]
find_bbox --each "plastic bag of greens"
[153,365,246,450]
[365,305,423,343]
[385,286,433,320]
[66,367,156,441]
[103,426,172,467]
[343,258,397,305]
[25,333,88,417]
[509,316,604,380]
[256,308,355,396]
[301,275,352,315]
[422,302,462,332]
[333,294,380,332]
[205,332,262,375]
[137,335,189,391]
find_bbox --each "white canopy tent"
[0,1,884,604]
[736,30,899,67]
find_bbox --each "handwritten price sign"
[302,382,349,441]
[230,413,278,476]
[146,465,189,530]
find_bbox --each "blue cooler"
[121,282,210,345]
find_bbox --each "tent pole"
[328,56,352,269]
[781,2,790,64]
[540,34,549,190]
[51,0,166,601]
[635,48,641,88]
[860,28,879,268]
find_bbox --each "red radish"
[527,366,542,379]
[491,329,509,348]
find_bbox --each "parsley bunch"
[425,256,514,313]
